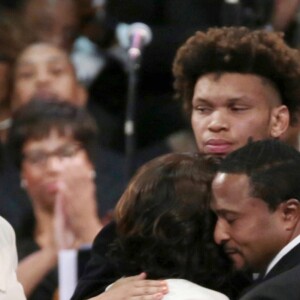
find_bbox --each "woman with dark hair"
[90,153,231,300]
[8,99,103,300]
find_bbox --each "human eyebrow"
[227,95,256,104]
[192,97,212,105]
[226,97,250,104]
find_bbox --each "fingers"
[54,194,66,249]
[110,273,168,298]
[115,272,147,284]
[54,193,76,249]
[130,283,168,297]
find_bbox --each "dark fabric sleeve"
[71,222,121,300]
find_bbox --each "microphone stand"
[124,49,142,181]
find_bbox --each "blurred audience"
[0,10,38,232]
[0,9,36,142]
[8,99,104,300]
[0,40,126,233]
[10,41,121,150]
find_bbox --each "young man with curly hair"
[71,27,300,300]
[173,26,300,153]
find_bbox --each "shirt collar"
[265,234,300,276]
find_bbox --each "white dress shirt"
[265,234,300,276]
[0,216,26,300]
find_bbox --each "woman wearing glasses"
[8,99,103,300]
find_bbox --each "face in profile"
[21,129,93,210]
[191,72,289,156]
[211,172,287,273]
[12,43,86,110]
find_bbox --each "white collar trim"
[265,234,300,276]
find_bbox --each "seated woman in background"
[92,153,233,300]
[7,99,103,300]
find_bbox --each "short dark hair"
[218,139,300,210]
[8,98,99,168]
[109,153,231,289]
[173,27,300,124]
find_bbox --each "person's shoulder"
[240,264,300,300]
[0,216,15,245]
[164,279,229,300]
[93,221,117,250]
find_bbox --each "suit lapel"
[263,242,300,280]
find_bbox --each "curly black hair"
[173,27,300,124]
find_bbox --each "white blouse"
[163,279,229,300]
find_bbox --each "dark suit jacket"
[240,242,300,300]
[71,222,121,300]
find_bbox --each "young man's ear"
[270,105,289,138]
[279,199,300,231]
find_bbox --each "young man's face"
[191,73,289,156]
[211,173,287,273]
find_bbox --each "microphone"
[127,22,152,61]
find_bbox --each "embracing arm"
[71,222,169,300]
[87,273,168,300]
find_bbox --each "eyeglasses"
[23,143,83,167]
